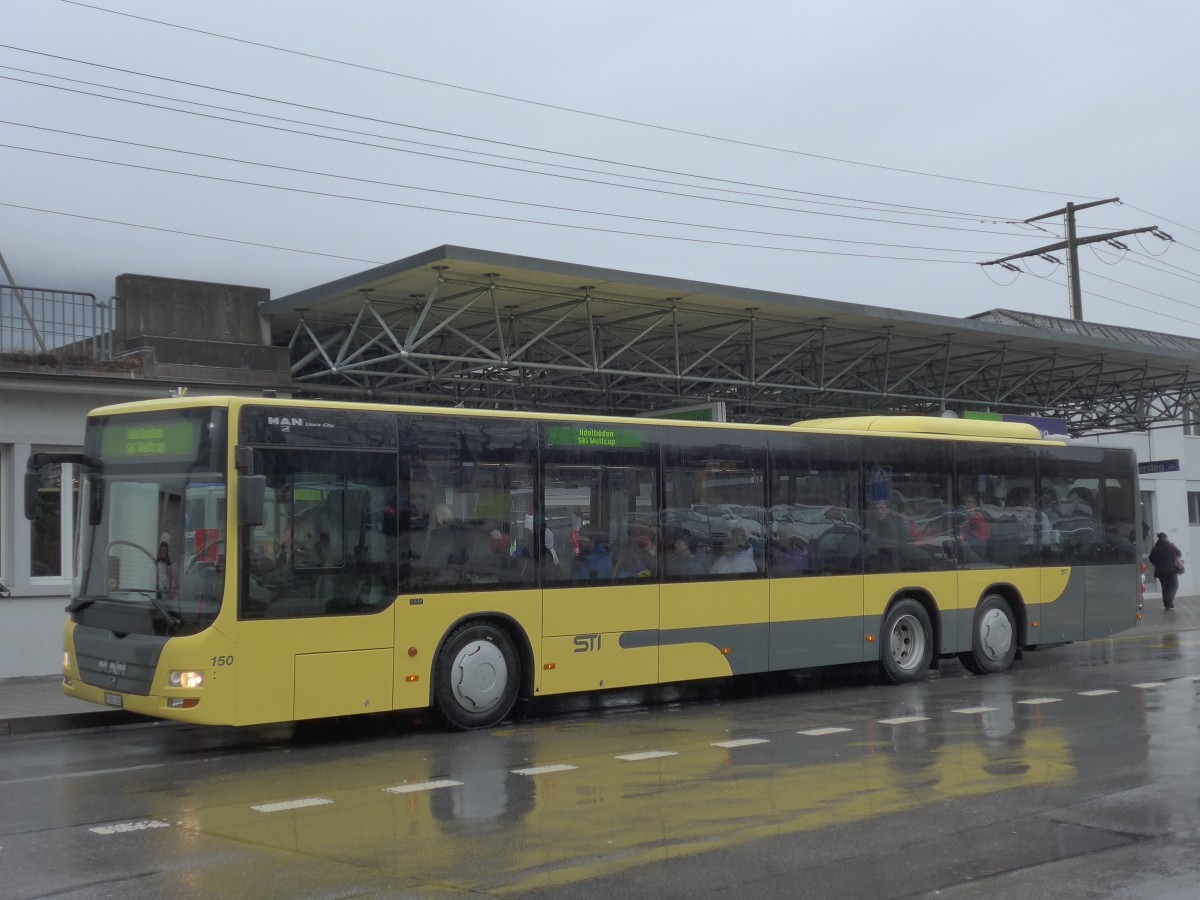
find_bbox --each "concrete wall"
[113,274,288,374]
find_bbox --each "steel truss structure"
[265,247,1200,436]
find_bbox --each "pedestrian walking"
[1148,531,1184,609]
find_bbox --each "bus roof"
[793,415,1051,443]
[84,396,1063,445]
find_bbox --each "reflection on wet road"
[5,623,1200,899]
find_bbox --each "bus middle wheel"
[434,621,520,730]
[880,598,933,685]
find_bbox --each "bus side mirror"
[239,475,266,526]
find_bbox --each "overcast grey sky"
[3,0,1198,336]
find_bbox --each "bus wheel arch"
[959,589,1021,675]
[433,616,528,730]
[879,594,935,685]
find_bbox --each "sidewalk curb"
[0,710,151,737]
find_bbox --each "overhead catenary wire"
[58,0,1105,200]
[0,144,987,264]
[0,200,385,264]
[0,121,1011,256]
[0,70,1045,240]
[0,46,1027,226]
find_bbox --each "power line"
[1079,266,1200,312]
[58,0,1103,200]
[0,200,385,263]
[0,120,1009,256]
[0,72,1044,240]
[0,45,1026,226]
[0,146,984,263]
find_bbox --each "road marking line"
[797,727,853,736]
[878,716,930,725]
[90,819,171,835]
[712,738,771,748]
[1132,682,1168,689]
[384,780,463,794]
[512,764,577,776]
[1017,698,1062,705]
[952,707,999,714]
[1079,689,1120,696]
[615,751,679,761]
[251,798,333,813]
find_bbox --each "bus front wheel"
[880,599,933,685]
[959,594,1017,675]
[435,621,520,730]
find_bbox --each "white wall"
[1083,425,1194,600]
[0,380,163,678]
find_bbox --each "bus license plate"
[104,692,123,709]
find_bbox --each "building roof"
[265,245,1200,433]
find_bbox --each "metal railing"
[0,285,112,359]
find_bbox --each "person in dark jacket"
[1148,531,1183,609]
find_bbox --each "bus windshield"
[72,407,228,636]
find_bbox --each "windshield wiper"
[66,596,98,613]
[106,589,184,632]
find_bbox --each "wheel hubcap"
[450,639,508,712]
[978,608,1013,661]
[889,613,926,672]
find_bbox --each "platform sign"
[1139,459,1179,475]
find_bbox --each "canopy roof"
[266,245,1200,434]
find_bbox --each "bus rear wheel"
[880,599,933,685]
[435,621,520,730]
[959,594,1017,675]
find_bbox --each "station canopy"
[264,245,1200,435]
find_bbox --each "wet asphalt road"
[3,624,1200,899]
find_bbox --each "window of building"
[29,453,79,580]
[1188,492,1200,526]
[1184,407,1200,437]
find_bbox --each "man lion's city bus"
[28,396,1143,730]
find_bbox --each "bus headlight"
[63,651,70,669]
[168,671,205,689]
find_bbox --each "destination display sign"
[99,420,198,461]
[545,425,644,449]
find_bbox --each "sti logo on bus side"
[573,633,602,653]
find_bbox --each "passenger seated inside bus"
[571,528,614,581]
[663,528,708,578]
[770,536,810,574]
[614,531,656,579]
[956,493,990,563]
[710,527,757,574]
[867,499,934,571]
[419,503,470,573]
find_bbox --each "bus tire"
[435,621,520,730]
[959,594,1017,675]
[880,598,933,685]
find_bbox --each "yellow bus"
[29,396,1143,729]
